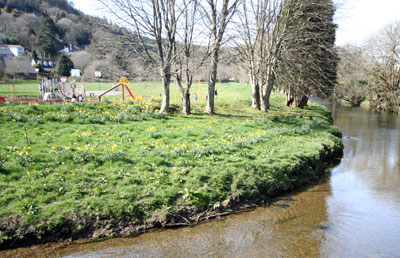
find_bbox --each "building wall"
[9,46,24,57]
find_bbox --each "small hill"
[0,0,90,53]
[0,0,243,82]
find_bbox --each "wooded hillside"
[0,0,243,82]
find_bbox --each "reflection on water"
[3,105,400,257]
[322,105,400,257]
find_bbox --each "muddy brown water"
[3,104,400,257]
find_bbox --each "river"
[3,104,400,257]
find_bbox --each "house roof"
[33,58,55,69]
[3,57,37,74]
[0,44,23,48]
[0,46,14,57]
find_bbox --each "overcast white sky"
[334,0,400,45]
[71,0,400,46]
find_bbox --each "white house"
[58,46,76,56]
[0,44,24,57]
[8,45,24,56]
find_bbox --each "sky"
[70,0,400,46]
[334,0,400,45]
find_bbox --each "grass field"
[0,82,343,247]
[0,80,251,103]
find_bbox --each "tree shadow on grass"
[212,112,253,119]
[305,104,333,122]
[0,167,10,175]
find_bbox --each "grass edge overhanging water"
[0,96,343,249]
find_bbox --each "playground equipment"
[98,77,137,102]
[0,78,87,103]
[61,82,85,99]
[41,78,85,102]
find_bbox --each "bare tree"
[56,18,75,45]
[234,0,291,111]
[365,21,400,112]
[198,0,241,114]
[234,0,266,110]
[175,0,199,115]
[174,0,209,115]
[83,59,118,81]
[70,51,95,74]
[98,0,180,113]
[0,13,40,51]
[333,45,368,106]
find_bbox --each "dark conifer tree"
[57,55,74,76]
[278,0,338,108]
[35,16,61,58]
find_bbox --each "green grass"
[0,89,343,247]
[0,80,251,103]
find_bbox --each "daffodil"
[146,126,155,132]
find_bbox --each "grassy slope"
[0,88,343,247]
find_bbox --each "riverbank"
[0,96,343,249]
[337,98,400,113]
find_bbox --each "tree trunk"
[182,89,191,115]
[263,90,271,112]
[260,68,275,112]
[286,89,294,106]
[206,50,218,114]
[160,66,171,113]
[250,78,261,110]
[260,86,268,112]
[294,94,309,108]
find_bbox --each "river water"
[3,105,400,257]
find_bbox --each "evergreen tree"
[278,0,338,108]
[35,16,60,58]
[32,50,38,60]
[57,55,74,76]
